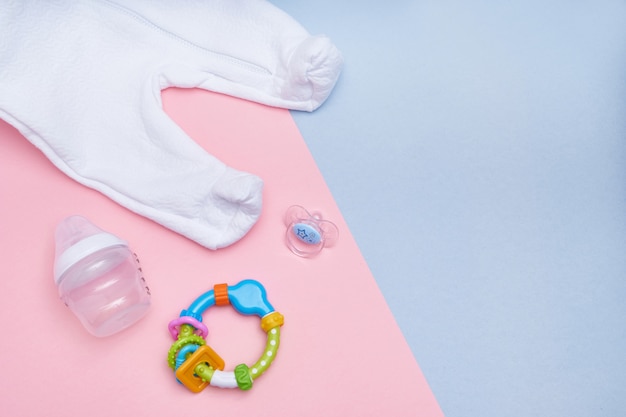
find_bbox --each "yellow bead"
[261,311,284,332]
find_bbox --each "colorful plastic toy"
[167,279,284,393]
[284,205,339,257]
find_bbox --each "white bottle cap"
[53,216,127,283]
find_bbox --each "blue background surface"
[272,1,626,416]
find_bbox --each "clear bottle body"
[57,245,150,337]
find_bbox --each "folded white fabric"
[0,0,343,249]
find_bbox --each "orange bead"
[214,283,230,306]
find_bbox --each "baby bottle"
[53,215,151,337]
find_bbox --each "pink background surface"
[0,89,442,416]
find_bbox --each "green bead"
[195,363,215,383]
[179,324,196,337]
[234,364,253,391]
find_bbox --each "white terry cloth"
[0,1,343,250]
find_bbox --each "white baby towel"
[0,0,343,249]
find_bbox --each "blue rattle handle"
[183,279,274,319]
[229,279,274,317]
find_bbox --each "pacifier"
[284,205,338,257]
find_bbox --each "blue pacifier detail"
[292,223,321,245]
[284,205,338,257]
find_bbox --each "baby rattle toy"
[167,279,284,393]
